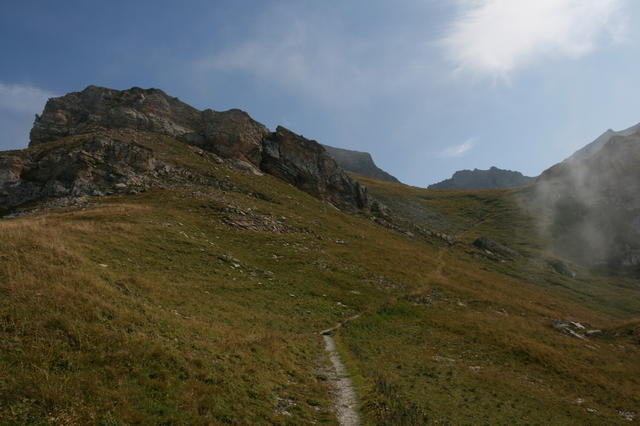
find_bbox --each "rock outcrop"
[472,237,519,259]
[321,145,400,183]
[263,127,370,210]
[534,132,640,268]
[30,86,269,165]
[12,85,372,212]
[429,166,534,190]
[0,134,172,213]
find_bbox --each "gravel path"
[322,333,360,426]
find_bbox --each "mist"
[530,132,640,269]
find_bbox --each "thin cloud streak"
[439,138,477,158]
[442,0,627,78]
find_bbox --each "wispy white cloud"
[0,82,55,114]
[194,13,370,107]
[442,0,627,78]
[439,137,477,158]
[192,5,436,108]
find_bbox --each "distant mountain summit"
[428,166,535,190]
[322,145,400,183]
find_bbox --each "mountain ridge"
[565,122,640,163]
[428,166,535,190]
[321,144,400,183]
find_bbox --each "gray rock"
[0,135,170,213]
[472,237,519,258]
[548,259,576,278]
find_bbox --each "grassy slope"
[342,176,640,424]
[0,135,638,424]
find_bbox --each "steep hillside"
[322,145,400,183]
[429,166,535,190]
[534,132,640,269]
[1,87,639,424]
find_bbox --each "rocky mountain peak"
[2,86,376,213]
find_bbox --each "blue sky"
[2,0,640,186]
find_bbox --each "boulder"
[472,237,519,258]
[548,259,576,278]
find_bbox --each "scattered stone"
[548,259,576,278]
[552,320,586,339]
[218,254,241,267]
[221,213,289,233]
[432,355,456,363]
[618,410,636,421]
[472,237,519,258]
[406,289,442,306]
[228,158,264,176]
[586,329,602,336]
[274,397,296,416]
[252,269,274,277]
[469,366,481,372]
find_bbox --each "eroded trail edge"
[322,333,360,426]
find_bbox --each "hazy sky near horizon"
[2,0,640,186]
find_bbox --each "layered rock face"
[429,166,535,190]
[5,85,371,212]
[1,135,172,213]
[263,127,370,209]
[321,145,400,183]
[30,86,269,165]
[535,133,640,267]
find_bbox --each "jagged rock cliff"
[0,134,173,214]
[264,128,370,209]
[429,166,534,190]
[4,85,373,212]
[321,145,400,183]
